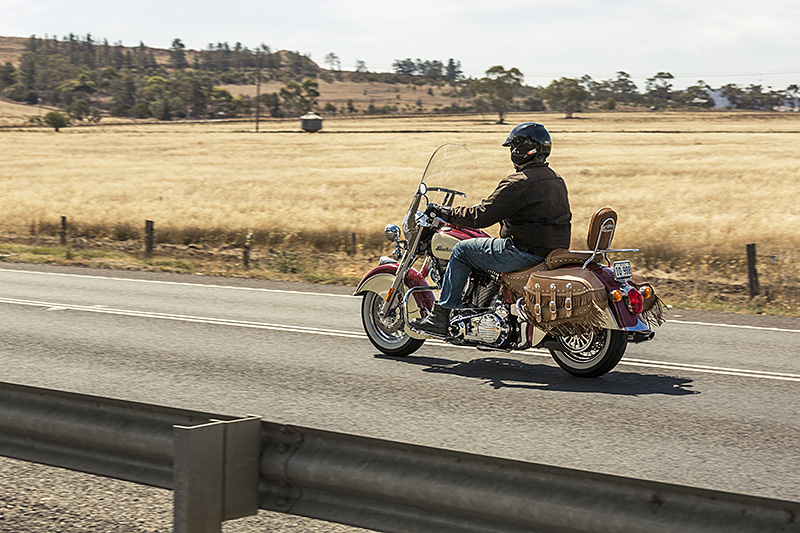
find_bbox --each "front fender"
[354,265,435,340]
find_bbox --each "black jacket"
[448,162,572,256]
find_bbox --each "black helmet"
[502,122,551,167]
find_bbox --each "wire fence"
[1,217,797,312]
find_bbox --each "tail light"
[627,288,644,314]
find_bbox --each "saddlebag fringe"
[540,301,608,336]
[642,296,667,328]
[513,268,609,336]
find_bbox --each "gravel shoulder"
[0,458,369,532]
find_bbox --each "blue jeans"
[438,237,545,309]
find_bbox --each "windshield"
[403,144,478,238]
[420,143,477,210]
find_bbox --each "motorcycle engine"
[451,305,510,346]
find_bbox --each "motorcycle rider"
[412,122,572,337]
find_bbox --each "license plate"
[613,260,633,281]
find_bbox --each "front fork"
[380,228,426,317]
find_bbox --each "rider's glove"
[425,203,452,222]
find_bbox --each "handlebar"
[424,186,466,208]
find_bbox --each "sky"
[2,0,799,91]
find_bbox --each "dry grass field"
[1,110,799,312]
[0,99,49,124]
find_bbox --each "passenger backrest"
[586,207,617,252]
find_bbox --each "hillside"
[0,35,174,68]
[0,34,475,121]
[0,36,26,66]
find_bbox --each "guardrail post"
[173,416,261,532]
[219,416,261,519]
[747,243,760,299]
[173,422,226,533]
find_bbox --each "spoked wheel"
[548,328,627,378]
[361,291,425,357]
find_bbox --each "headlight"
[384,224,401,242]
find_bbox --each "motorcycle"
[355,144,664,378]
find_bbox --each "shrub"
[43,111,69,132]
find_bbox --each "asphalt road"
[1,262,799,529]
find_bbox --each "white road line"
[667,319,800,334]
[1,296,799,383]
[0,297,365,339]
[0,268,358,298]
[2,267,799,333]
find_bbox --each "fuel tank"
[431,226,492,260]
[431,232,460,260]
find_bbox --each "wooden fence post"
[746,243,760,299]
[60,216,67,246]
[351,233,357,256]
[243,232,254,270]
[145,220,155,259]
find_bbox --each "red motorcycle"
[355,144,664,377]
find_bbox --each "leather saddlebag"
[520,269,609,335]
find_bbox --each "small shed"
[300,113,323,132]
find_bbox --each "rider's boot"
[412,303,450,337]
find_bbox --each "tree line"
[464,69,799,122]
[1,34,798,129]
[0,34,321,122]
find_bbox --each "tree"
[259,92,282,117]
[392,58,416,76]
[0,62,15,89]
[355,60,368,73]
[324,52,340,71]
[66,98,91,120]
[719,83,743,108]
[43,111,69,132]
[675,81,714,108]
[209,87,234,117]
[471,65,524,123]
[608,71,638,102]
[445,59,462,84]
[170,38,189,69]
[645,72,674,106]
[541,77,590,118]
[280,79,319,115]
[787,84,800,109]
[736,84,785,110]
[109,71,137,116]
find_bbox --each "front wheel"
[361,291,425,357]
[549,328,627,378]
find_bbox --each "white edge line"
[668,319,800,334]
[0,268,358,299]
[3,268,800,334]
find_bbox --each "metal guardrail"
[1,381,799,532]
[0,381,260,532]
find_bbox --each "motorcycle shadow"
[374,353,698,396]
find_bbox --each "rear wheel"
[361,291,425,356]
[549,328,627,378]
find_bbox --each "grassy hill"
[0,36,26,66]
[0,35,476,124]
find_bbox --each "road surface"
[1,263,798,531]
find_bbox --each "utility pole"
[255,51,262,133]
